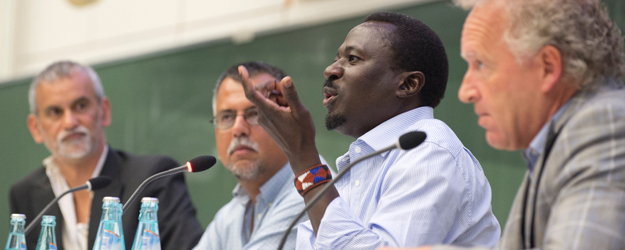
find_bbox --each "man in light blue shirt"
[237,12,500,249]
[194,62,312,250]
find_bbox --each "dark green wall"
[1,0,623,243]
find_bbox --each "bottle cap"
[41,215,56,225]
[102,196,121,203]
[141,197,159,204]
[10,214,26,219]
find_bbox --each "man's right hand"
[237,65,321,173]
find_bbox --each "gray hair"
[212,61,286,115]
[455,0,625,88]
[29,61,105,115]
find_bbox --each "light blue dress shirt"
[296,107,500,249]
[193,163,308,250]
[523,101,571,174]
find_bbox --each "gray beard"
[226,160,265,181]
[57,136,93,159]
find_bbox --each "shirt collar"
[231,162,293,205]
[358,107,434,157]
[44,145,109,179]
[43,146,108,250]
[523,101,571,172]
[257,162,292,205]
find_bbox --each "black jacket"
[10,148,203,250]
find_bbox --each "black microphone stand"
[24,185,89,235]
[121,165,187,214]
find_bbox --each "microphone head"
[87,176,112,191]
[398,131,427,150]
[186,155,217,173]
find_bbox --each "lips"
[475,110,492,129]
[230,145,256,155]
[323,87,338,106]
[62,132,86,142]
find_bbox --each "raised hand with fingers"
[237,65,321,172]
[238,65,340,234]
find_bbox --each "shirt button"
[257,213,262,219]
[355,146,361,153]
[355,180,360,187]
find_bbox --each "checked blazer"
[435,79,625,250]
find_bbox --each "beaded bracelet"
[294,164,333,196]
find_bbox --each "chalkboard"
[1,0,623,244]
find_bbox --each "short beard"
[325,113,347,130]
[41,126,94,159]
[58,126,93,159]
[225,136,264,180]
[226,160,264,181]
[58,136,93,159]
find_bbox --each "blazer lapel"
[522,80,614,247]
[30,174,65,249]
[88,149,124,250]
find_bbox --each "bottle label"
[21,242,27,250]
[100,229,122,250]
[49,243,58,250]
[141,229,161,250]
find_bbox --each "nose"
[63,111,79,130]
[231,115,251,137]
[323,61,344,80]
[458,72,480,103]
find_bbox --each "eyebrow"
[42,96,91,114]
[335,45,363,58]
[217,106,257,114]
[460,50,476,60]
[344,45,361,55]
[43,105,61,115]
[71,96,91,106]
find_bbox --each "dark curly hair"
[364,12,449,108]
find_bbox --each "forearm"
[302,183,340,234]
[286,147,340,234]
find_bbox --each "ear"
[537,45,563,93]
[396,71,425,98]
[100,97,112,128]
[27,114,44,144]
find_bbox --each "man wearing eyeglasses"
[193,61,326,250]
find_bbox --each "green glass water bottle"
[131,197,160,250]
[93,197,125,250]
[35,216,56,250]
[5,214,27,250]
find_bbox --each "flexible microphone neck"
[24,176,111,235]
[121,155,216,214]
[121,165,187,214]
[276,131,426,250]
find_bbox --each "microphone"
[276,131,427,250]
[24,176,112,235]
[121,155,216,213]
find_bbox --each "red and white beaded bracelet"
[294,164,333,196]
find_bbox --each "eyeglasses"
[211,107,259,130]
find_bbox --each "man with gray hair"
[193,61,328,250]
[381,0,625,250]
[10,60,203,250]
